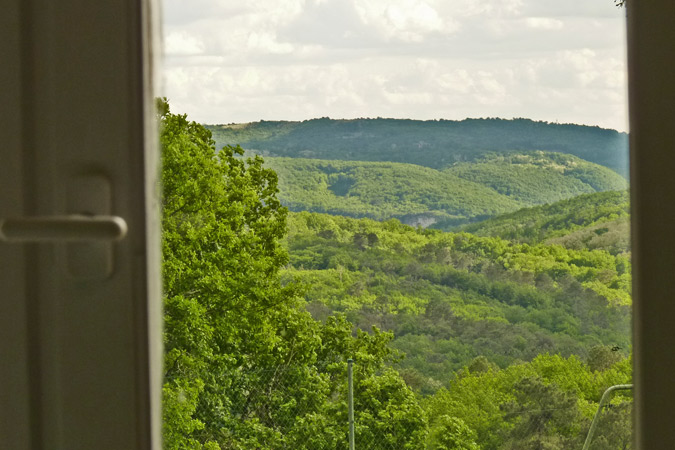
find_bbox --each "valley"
[160,104,633,449]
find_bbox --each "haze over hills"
[205,117,629,176]
[264,152,627,228]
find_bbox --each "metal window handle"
[1,174,125,279]
[0,215,128,243]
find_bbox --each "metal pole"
[582,384,633,450]
[348,358,355,450]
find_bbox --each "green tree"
[159,100,428,448]
[428,416,480,450]
[499,376,585,449]
[160,98,312,447]
[587,345,624,372]
[589,400,632,449]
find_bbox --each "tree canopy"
[159,100,632,449]
[159,100,426,449]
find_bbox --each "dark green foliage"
[589,400,632,449]
[499,376,584,449]
[443,152,627,207]
[460,190,630,254]
[263,153,627,227]
[285,212,631,393]
[547,218,630,255]
[425,354,632,450]
[159,101,427,449]
[205,117,629,176]
[162,103,633,448]
[587,345,626,372]
[266,156,521,224]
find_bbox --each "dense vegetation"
[160,102,425,449]
[206,117,629,176]
[161,103,632,449]
[267,157,520,225]
[264,153,627,228]
[445,153,626,207]
[461,190,630,254]
[425,353,632,449]
[285,212,631,394]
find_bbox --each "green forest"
[264,153,626,228]
[160,101,633,449]
[460,190,630,254]
[205,117,629,176]
[285,212,631,391]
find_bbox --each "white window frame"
[1,0,674,448]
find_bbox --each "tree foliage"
[262,153,626,228]
[205,117,629,176]
[285,211,631,392]
[159,100,426,449]
[425,354,632,450]
[158,100,632,449]
[460,190,630,254]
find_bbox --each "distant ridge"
[206,117,629,177]
[264,152,627,227]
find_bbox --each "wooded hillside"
[285,212,631,394]
[206,117,629,176]
[264,152,627,228]
[461,190,630,254]
[160,103,632,449]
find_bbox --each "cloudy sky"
[161,0,628,131]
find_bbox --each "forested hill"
[285,211,632,393]
[264,152,627,227]
[460,190,630,254]
[205,117,629,176]
[161,102,633,449]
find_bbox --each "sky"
[161,0,628,131]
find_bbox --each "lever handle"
[0,215,128,242]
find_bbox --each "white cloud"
[521,0,623,18]
[355,0,453,42]
[164,31,206,56]
[525,17,564,30]
[433,0,523,18]
[246,32,295,54]
[436,69,474,95]
[280,0,377,47]
[160,0,628,131]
